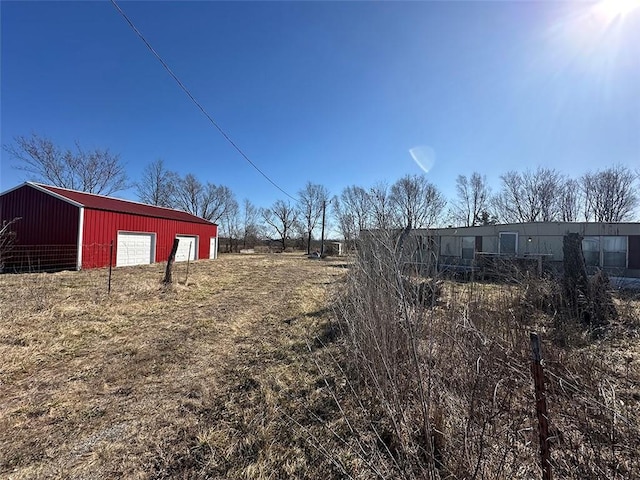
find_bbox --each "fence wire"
[0,244,201,294]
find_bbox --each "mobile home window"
[582,236,600,267]
[441,238,454,256]
[602,236,627,268]
[499,232,517,255]
[462,236,475,260]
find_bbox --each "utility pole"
[320,200,326,257]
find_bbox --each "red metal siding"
[1,184,79,270]
[82,208,218,268]
[1,183,218,270]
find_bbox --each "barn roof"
[29,183,215,225]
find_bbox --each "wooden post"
[108,240,114,293]
[163,238,180,285]
[530,332,552,480]
[538,255,542,277]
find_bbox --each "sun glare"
[593,0,640,22]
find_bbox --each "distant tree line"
[4,134,640,250]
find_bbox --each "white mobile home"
[409,222,640,278]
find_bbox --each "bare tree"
[476,210,498,225]
[173,174,236,223]
[241,199,261,249]
[559,178,581,222]
[174,174,203,216]
[262,200,299,251]
[494,167,562,223]
[333,185,373,245]
[4,133,128,195]
[493,171,524,223]
[135,159,178,207]
[449,172,491,227]
[201,184,236,225]
[536,169,564,221]
[298,182,330,255]
[390,174,447,229]
[369,182,398,229]
[220,198,240,253]
[343,186,372,232]
[332,197,356,247]
[581,165,638,222]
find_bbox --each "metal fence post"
[185,243,191,283]
[530,332,552,480]
[108,240,114,293]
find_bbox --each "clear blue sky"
[1,1,639,209]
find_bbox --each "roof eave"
[28,182,85,208]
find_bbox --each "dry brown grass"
[0,254,349,479]
[332,234,640,479]
[3,249,640,479]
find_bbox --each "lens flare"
[593,0,640,22]
[409,146,436,173]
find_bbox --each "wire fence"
[0,244,204,293]
[1,244,200,271]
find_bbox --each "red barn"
[0,182,218,271]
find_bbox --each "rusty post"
[530,332,552,480]
[108,240,114,293]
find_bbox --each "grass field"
[2,251,640,479]
[0,254,349,479]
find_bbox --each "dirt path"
[0,254,348,479]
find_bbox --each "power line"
[109,0,297,201]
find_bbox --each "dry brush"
[329,231,640,479]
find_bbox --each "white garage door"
[209,237,218,259]
[175,235,197,262]
[116,232,154,267]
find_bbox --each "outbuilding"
[0,182,218,271]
